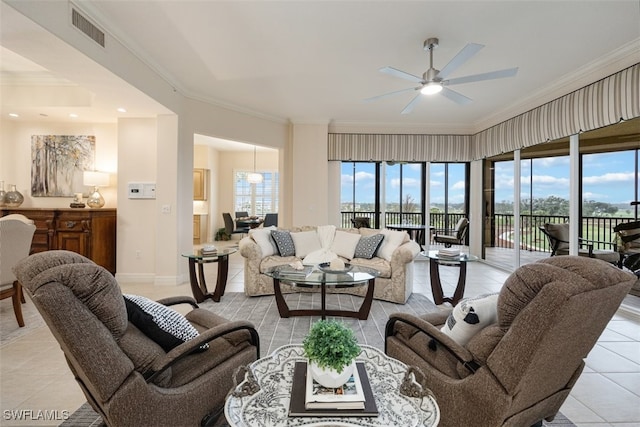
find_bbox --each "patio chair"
[614,220,640,269]
[385,256,635,427]
[350,217,371,229]
[433,217,468,248]
[540,223,620,265]
[14,250,260,427]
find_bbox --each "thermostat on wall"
[128,183,156,199]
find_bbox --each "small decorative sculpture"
[229,365,260,398]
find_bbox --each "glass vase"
[5,184,24,207]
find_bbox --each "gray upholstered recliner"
[14,250,260,427]
[385,256,635,427]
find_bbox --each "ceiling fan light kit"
[420,81,443,95]
[368,36,518,114]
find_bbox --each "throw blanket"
[302,225,338,264]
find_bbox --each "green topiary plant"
[302,320,361,373]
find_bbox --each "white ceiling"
[1,1,639,146]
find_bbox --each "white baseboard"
[115,273,155,284]
[115,273,189,286]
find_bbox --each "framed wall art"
[31,135,96,197]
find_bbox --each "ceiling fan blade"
[363,87,418,102]
[445,67,519,86]
[440,87,472,105]
[401,93,423,114]
[436,43,484,80]
[379,66,424,83]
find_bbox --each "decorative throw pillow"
[291,230,322,258]
[354,233,384,259]
[123,294,208,352]
[440,293,499,346]
[330,230,362,260]
[271,230,296,257]
[377,229,407,261]
[249,226,278,256]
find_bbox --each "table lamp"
[83,171,110,208]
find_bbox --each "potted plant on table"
[302,319,361,388]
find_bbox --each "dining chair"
[263,213,278,227]
[0,214,36,327]
[223,212,249,238]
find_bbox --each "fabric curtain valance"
[329,64,639,162]
[328,134,473,162]
[473,63,639,159]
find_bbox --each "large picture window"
[234,171,279,216]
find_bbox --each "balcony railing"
[341,211,635,254]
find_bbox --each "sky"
[341,150,638,206]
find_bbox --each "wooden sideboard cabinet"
[1,208,117,274]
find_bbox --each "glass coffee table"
[264,265,379,320]
[225,344,440,427]
[181,247,237,303]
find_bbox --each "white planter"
[309,360,356,388]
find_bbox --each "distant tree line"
[495,196,620,217]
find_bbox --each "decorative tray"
[318,262,353,274]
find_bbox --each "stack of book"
[279,265,313,279]
[288,361,378,417]
[200,245,217,256]
[304,364,365,410]
[438,247,461,258]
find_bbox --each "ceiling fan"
[366,37,518,114]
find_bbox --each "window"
[340,161,466,229]
[430,162,467,231]
[234,171,278,216]
[340,162,378,228]
[384,162,423,225]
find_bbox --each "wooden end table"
[181,247,237,303]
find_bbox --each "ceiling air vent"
[71,8,105,47]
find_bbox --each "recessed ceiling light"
[69,113,78,118]
[117,107,127,113]
[8,113,19,118]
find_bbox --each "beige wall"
[0,120,118,208]
[116,117,158,283]
[291,123,330,226]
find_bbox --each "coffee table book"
[289,361,378,417]
[305,362,365,409]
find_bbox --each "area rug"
[60,291,575,426]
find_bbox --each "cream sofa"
[239,225,420,304]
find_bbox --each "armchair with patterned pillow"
[385,256,635,427]
[14,250,260,427]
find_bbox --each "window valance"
[473,64,639,159]
[329,64,639,162]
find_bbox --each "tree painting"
[31,135,95,197]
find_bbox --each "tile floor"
[1,240,639,426]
